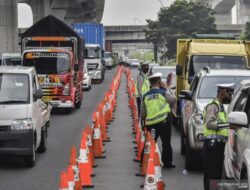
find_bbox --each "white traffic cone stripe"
[87,135,93,146]
[93,128,101,139]
[72,165,80,182]
[155,166,163,182]
[78,149,88,163]
[144,141,151,154]
[68,181,75,190]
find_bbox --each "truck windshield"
[105,53,112,58]
[0,74,29,104]
[198,76,250,99]
[85,47,100,59]
[2,58,21,66]
[23,52,70,75]
[190,56,246,78]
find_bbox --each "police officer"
[135,62,150,119]
[203,83,234,190]
[142,72,176,168]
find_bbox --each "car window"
[233,92,248,112]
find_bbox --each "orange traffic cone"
[98,104,111,142]
[134,129,145,163]
[136,132,151,177]
[85,125,97,167]
[154,143,165,190]
[69,146,81,190]
[92,112,106,159]
[143,139,157,190]
[59,171,69,190]
[78,132,94,188]
[67,165,75,190]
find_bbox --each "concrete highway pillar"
[0,0,18,54]
[236,0,250,24]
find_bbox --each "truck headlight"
[63,84,70,95]
[11,119,33,130]
[194,112,203,125]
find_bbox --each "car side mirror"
[74,64,79,72]
[179,90,192,101]
[228,112,249,128]
[176,64,183,76]
[34,89,43,100]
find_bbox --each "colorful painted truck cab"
[21,15,84,113]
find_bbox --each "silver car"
[224,80,250,184]
[180,68,250,171]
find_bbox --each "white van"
[0,66,51,167]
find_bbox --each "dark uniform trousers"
[146,116,173,166]
[136,97,141,119]
[203,140,226,190]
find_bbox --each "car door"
[232,91,249,178]
[32,73,43,148]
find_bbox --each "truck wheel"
[24,137,36,167]
[38,126,47,153]
[185,135,202,171]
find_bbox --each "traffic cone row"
[59,66,122,190]
[125,67,165,190]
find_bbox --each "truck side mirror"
[176,65,183,76]
[74,64,79,72]
[228,112,249,128]
[179,90,192,101]
[34,89,43,100]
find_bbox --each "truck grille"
[87,63,99,70]
[41,87,63,96]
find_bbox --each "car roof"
[0,66,34,74]
[200,69,250,77]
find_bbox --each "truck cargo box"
[72,23,105,49]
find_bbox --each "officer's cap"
[217,83,235,92]
[141,62,149,67]
[148,72,162,79]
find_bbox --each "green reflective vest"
[203,99,228,139]
[144,91,171,126]
[136,74,150,98]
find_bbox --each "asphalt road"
[0,67,204,190]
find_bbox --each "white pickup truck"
[0,66,51,167]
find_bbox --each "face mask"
[221,95,232,104]
[143,68,149,74]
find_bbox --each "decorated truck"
[21,15,84,113]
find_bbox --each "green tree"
[145,0,217,59]
[244,22,250,40]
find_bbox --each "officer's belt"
[205,134,228,142]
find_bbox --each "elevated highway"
[200,0,250,25]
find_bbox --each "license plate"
[42,96,52,102]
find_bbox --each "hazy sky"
[18,0,174,27]
[102,0,173,25]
